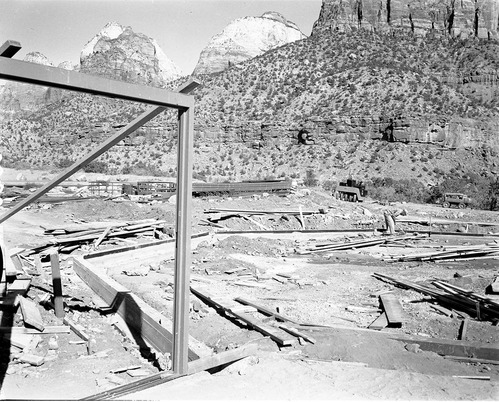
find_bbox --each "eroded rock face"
[193,12,306,75]
[0,52,66,119]
[313,0,499,39]
[80,22,183,87]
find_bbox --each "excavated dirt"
[1,186,499,400]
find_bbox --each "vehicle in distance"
[334,179,367,202]
[441,192,472,209]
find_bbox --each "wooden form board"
[380,294,405,326]
[368,312,388,330]
[83,231,209,260]
[72,257,198,360]
[19,296,44,332]
[234,297,299,324]
[388,334,499,361]
[191,287,295,346]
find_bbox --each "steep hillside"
[193,30,499,144]
[1,24,499,208]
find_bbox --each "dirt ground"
[0,177,498,400]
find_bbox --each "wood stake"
[50,251,64,318]
[458,318,469,340]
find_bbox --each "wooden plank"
[233,281,272,290]
[0,326,70,334]
[278,324,316,344]
[242,216,269,231]
[7,278,31,297]
[17,353,44,366]
[187,343,258,374]
[206,208,319,215]
[63,317,90,341]
[452,375,490,380]
[444,355,499,365]
[368,312,388,330]
[94,226,114,248]
[430,304,453,317]
[83,232,209,260]
[234,297,299,324]
[380,294,405,326]
[388,334,499,361]
[72,257,199,360]
[19,297,45,332]
[191,288,294,346]
[50,252,64,318]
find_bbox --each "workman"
[383,208,407,235]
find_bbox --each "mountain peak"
[24,52,53,66]
[80,22,183,86]
[193,12,306,75]
[261,11,300,30]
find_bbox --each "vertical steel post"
[172,105,193,375]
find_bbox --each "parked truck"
[335,179,367,202]
[441,192,472,209]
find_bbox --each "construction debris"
[382,242,499,262]
[373,273,499,322]
[296,234,427,255]
[26,219,171,255]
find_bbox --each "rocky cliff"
[80,22,183,87]
[193,12,306,75]
[0,52,73,120]
[312,0,499,39]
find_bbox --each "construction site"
[0,40,498,400]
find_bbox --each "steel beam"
[0,40,21,58]
[172,105,194,375]
[0,57,193,109]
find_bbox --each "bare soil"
[1,184,499,400]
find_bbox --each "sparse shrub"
[322,180,336,192]
[56,158,74,169]
[303,169,319,187]
[84,160,108,173]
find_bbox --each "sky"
[0,0,323,74]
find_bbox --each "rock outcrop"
[313,0,499,39]
[80,22,183,86]
[193,12,306,75]
[0,52,70,120]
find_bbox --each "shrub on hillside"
[367,177,430,203]
[84,160,108,173]
[56,158,74,169]
[303,169,319,187]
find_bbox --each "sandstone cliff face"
[313,0,499,39]
[0,52,69,120]
[193,12,306,75]
[80,22,183,87]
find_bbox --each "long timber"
[72,257,199,360]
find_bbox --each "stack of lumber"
[397,215,499,227]
[373,273,499,322]
[382,242,499,262]
[192,179,295,197]
[202,207,326,230]
[297,234,427,255]
[30,219,169,254]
